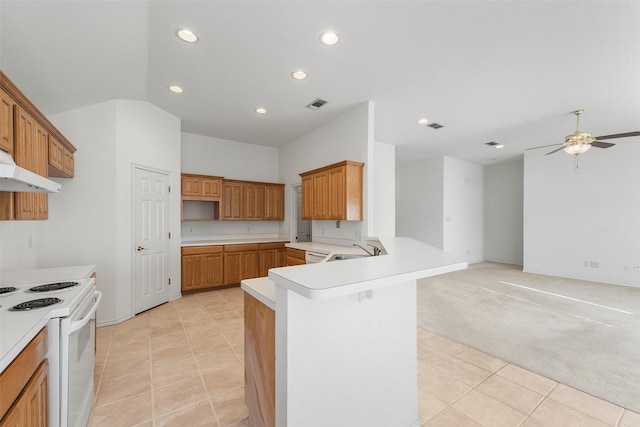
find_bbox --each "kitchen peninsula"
[242,237,467,427]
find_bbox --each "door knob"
[136,246,146,251]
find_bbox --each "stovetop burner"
[28,282,79,292]
[0,286,18,295]
[10,297,63,311]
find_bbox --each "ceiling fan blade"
[545,146,566,156]
[594,131,640,140]
[591,141,615,149]
[526,143,563,151]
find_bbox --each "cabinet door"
[222,182,243,220]
[25,361,48,427]
[181,254,202,292]
[276,248,287,268]
[224,252,242,284]
[202,253,224,288]
[265,185,284,220]
[62,149,74,178]
[14,106,36,220]
[182,176,203,197]
[301,175,313,220]
[0,88,15,155]
[242,251,260,280]
[244,184,265,220]
[202,177,221,199]
[48,135,64,172]
[313,171,329,220]
[328,166,345,220]
[34,124,48,220]
[259,249,276,277]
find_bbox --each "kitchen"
[1,1,640,426]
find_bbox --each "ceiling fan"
[527,109,640,157]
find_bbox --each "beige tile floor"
[89,287,639,427]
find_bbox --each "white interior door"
[134,167,171,314]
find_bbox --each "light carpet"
[417,262,640,412]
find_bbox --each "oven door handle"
[69,291,102,334]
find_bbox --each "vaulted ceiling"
[1,1,639,165]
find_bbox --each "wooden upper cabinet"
[244,183,266,220]
[299,160,364,221]
[265,184,284,220]
[0,87,15,155]
[301,175,313,220]
[222,180,244,220]
[181,173,222,201]
[48,135,74,178]
[13,106,48,220]
[221,180,285,221]
[0,71,76,221]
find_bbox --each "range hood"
[0,150,61,193]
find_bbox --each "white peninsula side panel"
[276,281,418,427]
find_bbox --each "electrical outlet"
[247,226,251,233]
[583,260,589,267]
[27,234,33,248]
[624,265,629,272]
[589,261,599,268]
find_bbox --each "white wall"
[279,102,371,244]
[524,144,640,286]
[372,140,396,237]
[396,157,484,263]
[40,100,181,324]
[396,158,444,249]
[485,156,524,265]
[180,132,282,238]
[443,157,485,263]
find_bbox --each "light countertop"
[182,237,290,247]
[270,237,467,300]
[285,242,370,256]
[241,277,276,310]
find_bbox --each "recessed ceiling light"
[176,28,198,43]
[485,141,504,149]
[255,108,268,114]
[417,118,429,126]
[168,85,184,94]
[495,144,505,149]
[320,31,340,46]
[292,70,308,80]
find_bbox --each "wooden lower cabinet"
[244,293,275,427]
[1,360,49,427]
[258,242,287,277]
[181,246,224,292]
[286,247,306,266]
[182,242,289,292]
[224,244,260,285]
[0,328,48,426]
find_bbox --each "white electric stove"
[0,274,100,427]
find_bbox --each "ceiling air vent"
[428,123,443,129]
[485,141,499,146]
[306,98,329,110]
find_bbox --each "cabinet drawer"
[259,242,286,250]
[286,247,306,261]
[224,244,260,253]
[182,245,224,255]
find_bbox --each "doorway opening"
[294,184,311,242]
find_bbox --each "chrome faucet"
[353,242,381,256]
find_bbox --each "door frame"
[290,182,311,243]
[130,163,173,316]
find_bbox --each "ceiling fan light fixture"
[563,143,591,155]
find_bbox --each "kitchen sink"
[326,254,370,262]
